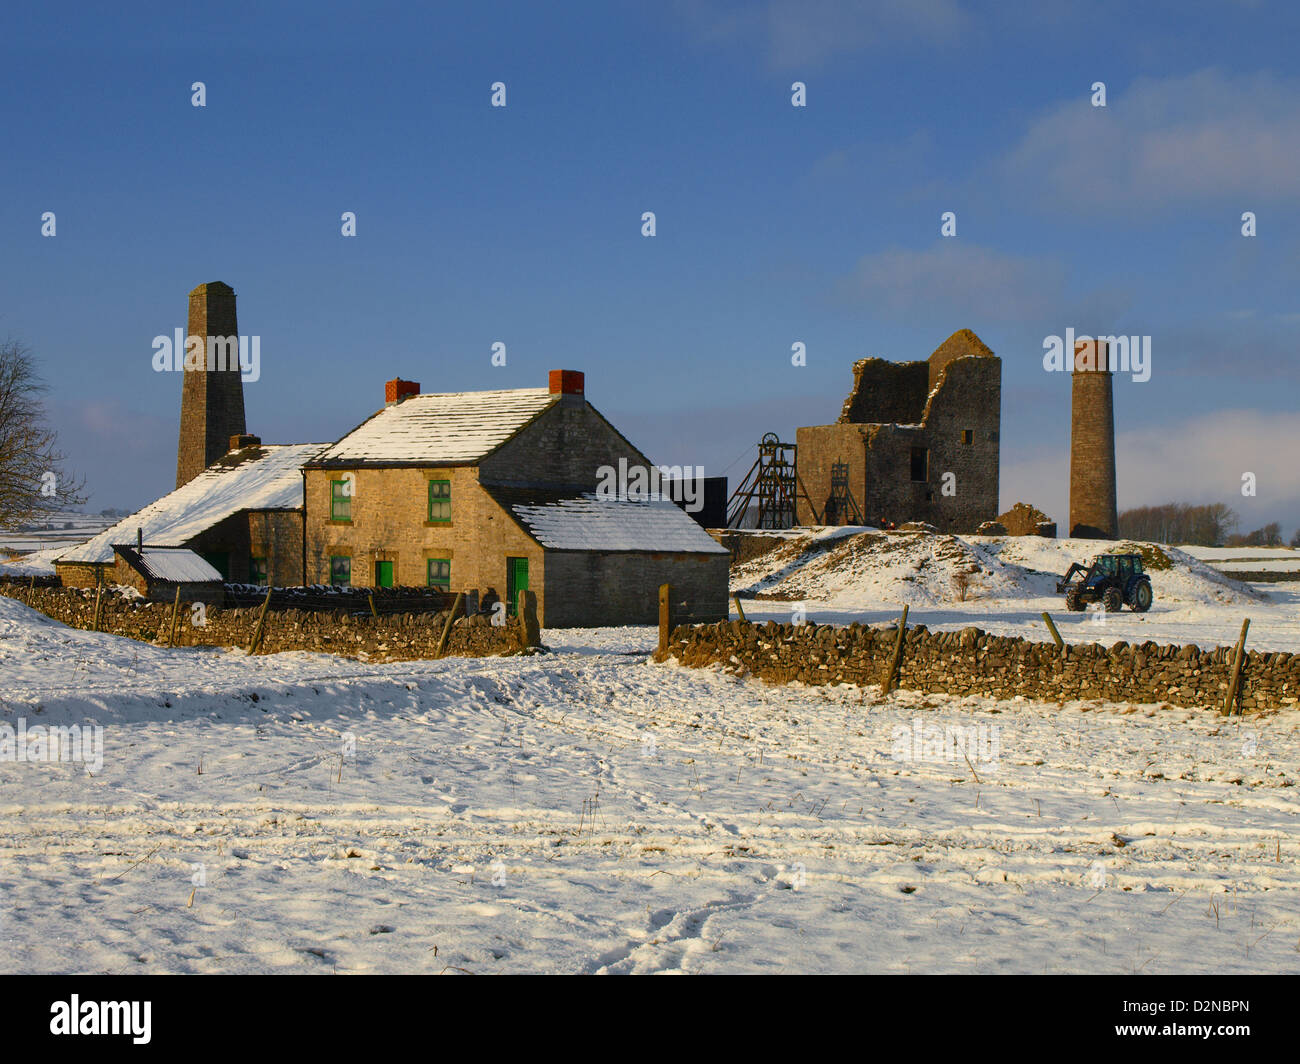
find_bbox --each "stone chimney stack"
[176,282,247,487]
[1069,340,1118,539]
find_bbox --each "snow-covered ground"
[2,591,1298,974]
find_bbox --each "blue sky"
[4,0,1299,534]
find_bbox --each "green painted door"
[375,560,394,588]
[506,557,529,616]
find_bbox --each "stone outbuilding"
[111,544,225,604]
[55,439,322,587]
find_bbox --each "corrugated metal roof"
[309,389,557,466]
[58,443,324,565]
[114,546,223,584]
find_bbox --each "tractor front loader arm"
[1056,562,1088,593]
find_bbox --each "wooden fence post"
[1041,612,1064,651]
[1223,617,1251,716]
[658,584,672,659]
[435,591,465,659]
[368,593,378,618]
[732,595,747,623]
[246,587,273,656]
[167,586,183,647]
[880,604,909,696]
[517,589,540,648]
[92,584,104,633]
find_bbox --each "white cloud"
[840,242,1068,322]
[1002,69,1300,210]
[678,0,969,68]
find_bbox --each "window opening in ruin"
[961,429,973,445]
[910,447,928,482]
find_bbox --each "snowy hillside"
[733,529,1259,609]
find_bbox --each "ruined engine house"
[796,329,1001,533]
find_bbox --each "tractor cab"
[1056,551,1153,613]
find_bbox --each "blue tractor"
[1056,552,1153,613]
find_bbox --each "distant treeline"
[1118,502,1298,547]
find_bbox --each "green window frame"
[427,558,451,589]
[330,555,351,586]
[249,557,268,586]
[331,479,352,522]
[428,479,451,522]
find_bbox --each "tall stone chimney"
[176,281,247,487]
[1069,340,1118,539]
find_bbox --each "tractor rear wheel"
[1132,580,1152,612]
[1102,586,1123,612]
[1065,586,1084,611]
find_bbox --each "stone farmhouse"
[796,329,1001,533]
[303,371,729,628]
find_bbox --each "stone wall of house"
[303,465,547,618]
[1,586,535,662]
[477,397,652,488]
[248,509,305,586]
[543,550,729,627]
[659,619,1297,713]
[54,562,110,588]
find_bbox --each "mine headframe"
[824,458,864,526]
[726,433,821,529]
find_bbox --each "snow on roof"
[58,444,325,565]
[310,388,557,466]
[114,546,223,584]
[489,488,730,553]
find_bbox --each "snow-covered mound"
[981,536,1265,607]
[732,528,1264,609]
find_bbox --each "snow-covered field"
[0,511,115,557]
[2,587,1299,975]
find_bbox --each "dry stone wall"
[2,586,534,662]
[661,619,1299,713]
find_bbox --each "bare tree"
[0,338,85,527]
[1227,521,1284,548]
[1118,501,1238,546]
